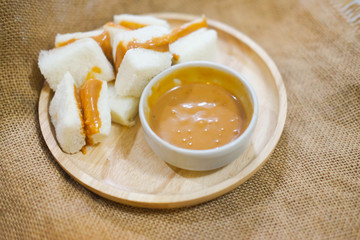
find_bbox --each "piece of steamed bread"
[107,82,139,126]
[113,14,170,29]
[112,25,170,63]
[170,28,217,64]
[49,72,85,154]
[112,25,172,97]
[115,48,172,97]
[54,29,104,47]
[38,38,115,91]
[79,79,111,145]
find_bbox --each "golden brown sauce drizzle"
[79,67,103,145]
[56,31,113,64]
[56,38,76,48]
[115,42,127,71]
[118,20,148,30]
[172,53,180,62]
[73,83,87,154]
[147,66,253,150]
[79,79,103,145]
[126,36,170,52]
[80,146,87,154]
[91,31,113,64]
[169,17,207,43]
[115,36,170,71]
[86,66,102,80]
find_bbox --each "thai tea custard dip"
[147,66,253,150]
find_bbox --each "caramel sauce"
[56,38,76,48]
[147,66,253,150]
[172,53,180,61]
[169,17,207,43]
[86,66,102,80]
[91,31,113,63]
[80,146,87,154]
[74,83,87,154]
[115,42,127,71]
[56,31,113,63]
[115,36,170,71]
[118,20,148,30]
[79,67,103,145]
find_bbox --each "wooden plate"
[38,13,287,208]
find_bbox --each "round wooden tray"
[38,13,287,208]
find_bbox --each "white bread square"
[54,29,104,47]
[38,38,115,91]
[113,14,170,29]
[107,82,139,126]
[49,72,85,154]
[115,48,172,97]
[112,25,169,64]
[170,28,217,64]
[81,80,111,145]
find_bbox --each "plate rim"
[38,13,287,208]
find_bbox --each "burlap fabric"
[1,0,359,239]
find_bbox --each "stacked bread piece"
[48,72,86,154]
[169,17,217,64]
[39,38,115,91]
[113,25,173,97]
[38,14,217,154]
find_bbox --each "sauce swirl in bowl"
[148,67,253,150]
[140,61,258,171]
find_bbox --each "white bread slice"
[107,82,139,126]
[79,79,111,145]
[113,14,170,29]
[112,25,169,64]
[38,38,115,91]
[54,29,103,47]
[115,48,172,97]
[170,28,217,64]
[49,72,85,154]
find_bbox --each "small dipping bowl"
[139,61,258,171]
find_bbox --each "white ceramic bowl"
[139,61,258,171]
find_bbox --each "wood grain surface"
[38,13,287,208]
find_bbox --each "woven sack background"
[0,0,359,239]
